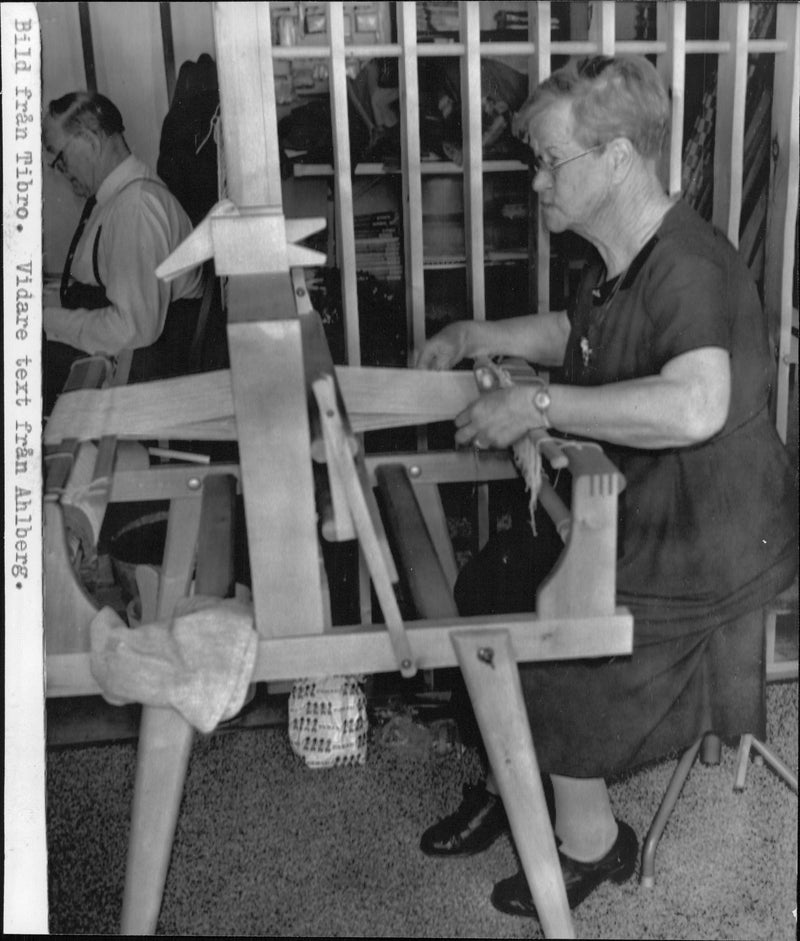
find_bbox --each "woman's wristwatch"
[531,384,552,428]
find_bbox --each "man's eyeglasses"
[48,149,66,172]
[530,144,604,178]
[48,135,76,174]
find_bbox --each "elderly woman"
[416,56,797,919]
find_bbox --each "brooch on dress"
[580,336,593,367]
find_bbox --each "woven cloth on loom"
[42,367,484,443]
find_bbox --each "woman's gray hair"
[513,55,670,159]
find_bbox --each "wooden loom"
[43,5,634,937]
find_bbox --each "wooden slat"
[213,4,329,643]
[214,2,282,208]
[398,1,425,367]
[615,41,668,55]
[458,2,488,546]
[461,1,485,321]
[47,609,634,696]
[764,2,800,441]
[328,2,360,366]
[411,481,460,593]
[365,449,518,487]
[270,43,402,60]
[531,1,552,316]
[108,464,240,503]
[588,1,616,56]
[375,464,459,619]
[479,41,536,56]
[193,474,237,597]
[313,377,415,677]
[228,312,326,639]
[657,2,687,197]
[713,2,749,246]
[297,292,357,541]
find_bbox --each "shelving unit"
[271,1,797,451]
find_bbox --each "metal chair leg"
[640,736,704,888]
[700,732,721,765]
[735,734,798,792]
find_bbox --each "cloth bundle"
[90,594,257,733]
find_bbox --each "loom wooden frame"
[43,3,799,936]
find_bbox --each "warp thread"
[486,362,546,536]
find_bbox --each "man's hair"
[47,91,126,137]
[513,55,670,159]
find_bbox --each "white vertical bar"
[589,0,616,56]
[398,1,425,365]
[656,1,686,198]
[216,3,325,638]
[215,1,282,207]
[3,4,47,931]
[713,1,749,246]
[328,1,360,365]
[764,3,800,441]
[532,0,552,315]
[461,0,485,321]
[460,3,487,541]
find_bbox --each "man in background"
[42,91,204,413]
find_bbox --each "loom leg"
[451,629,574,940]
[640,736,703,889]
[121,478,235,934]
[120,709,194,934]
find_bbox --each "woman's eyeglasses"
[530,144,604,178]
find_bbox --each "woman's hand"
[454,385,544,449]
[415,321,473,370]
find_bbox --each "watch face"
[534,388,551,412]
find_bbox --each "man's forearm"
[43,304,134,356]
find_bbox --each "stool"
[640,588,799,888]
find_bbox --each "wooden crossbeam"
[46,611,633,698]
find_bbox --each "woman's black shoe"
[420,783,509,856]
[490,819,638,917]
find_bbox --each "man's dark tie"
[60,195,97,305]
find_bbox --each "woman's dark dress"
[464,201,797,777]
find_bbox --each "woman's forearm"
[465,311,570,367]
